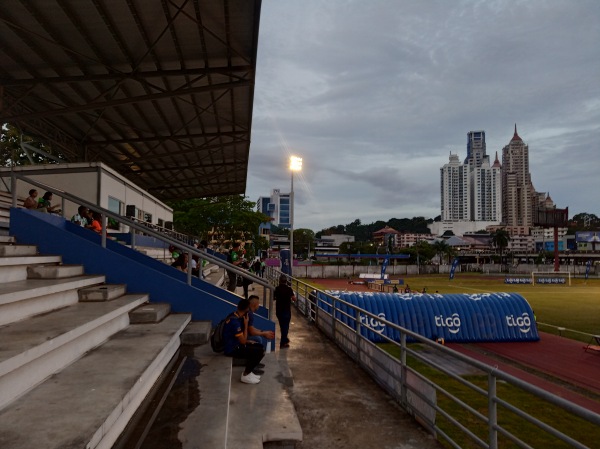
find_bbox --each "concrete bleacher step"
[0,254,63,282]
[79,284,127,301]
[181,346,302,449]
[0,244,37,257]
[0,313,191,449]
[0,293,149,410]
[27,263,85,279]
[0,275,106,326]
[178,344,233,447]
[228,352,302,448]
[129,302,171,323]
[180,320,212,345]
[0,235,15,244]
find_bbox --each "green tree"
[432,240,451,264]
[1,124,65,166]
[293,228,315,258]
[491,228,511,267]
[170,195,270,254]
[406,241,436,265]
[571,213,600,231]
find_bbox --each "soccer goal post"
[531,271,571,286]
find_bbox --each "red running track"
[448,333,600,414]
[315,279,600,413]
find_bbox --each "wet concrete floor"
[280,308,442,449]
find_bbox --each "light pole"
[289,155,303,276]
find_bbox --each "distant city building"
[430,220,501,236]
[436,126,561,238]
[397,232,432,247]
[440,153,470,221]
[507,234,535,253]
[257,189,291,229]
[438,131,501,235]
[372,226,402,247]
[501,125,532,229]
[324,234,355,247]
[464,130,487,167]
[470,152,502,222]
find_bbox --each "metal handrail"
[271,270,600,448]
[10,173,274,311]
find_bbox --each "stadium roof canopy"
[0,0,261,200]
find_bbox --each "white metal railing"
[269,270,600,449]
[10,173,274,312]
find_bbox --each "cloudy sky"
[246,0,600,232]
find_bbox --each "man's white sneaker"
[241,372,260,384]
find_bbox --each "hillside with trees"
[316,217,433,241]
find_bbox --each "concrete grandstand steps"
[0,313,191,449]
[0,293,149,410]
[0,254,63,282]
[27,263,84,279]
[0,244,37,256]
[79,283,127,301]
[129,302,171,323]
[0,235,15,243]
[228,353,302,449]
[180,320,212,345]
[175,345,302,449]
[0,275,106,326]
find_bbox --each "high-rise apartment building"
[470,152,502,221]
[501,125,532,228]
[440,153,470,221]
[440,131,502,223]
[257,189,291,229]
[464,130,486,167]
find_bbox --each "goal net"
[531,271,571,286]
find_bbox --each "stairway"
[0,191,300,448]
[0,235,191,449]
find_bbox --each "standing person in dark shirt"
[274,274,295,348]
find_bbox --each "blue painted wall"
[10,209,275,336]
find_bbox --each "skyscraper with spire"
[501,125,532,228]
[438,131,502,233]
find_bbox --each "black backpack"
[210,313,233,353]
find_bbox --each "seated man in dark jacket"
[222,298,265,384]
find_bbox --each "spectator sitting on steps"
[171,253,188,272]
[23,189,38,210]
[87,211,103,234]
[71,205,89,227]
[247,295,275,350]
[38,191,61,214]
[222,298,265,384]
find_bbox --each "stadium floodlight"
[289,156,302,275]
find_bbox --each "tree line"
[315,217,435,241]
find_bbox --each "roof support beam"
[86,131,247,146]
[0,80,251,122]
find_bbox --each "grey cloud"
[247,0,600,231]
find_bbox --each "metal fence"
[269,270,600,449]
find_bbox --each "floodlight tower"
[289,156,303,275]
